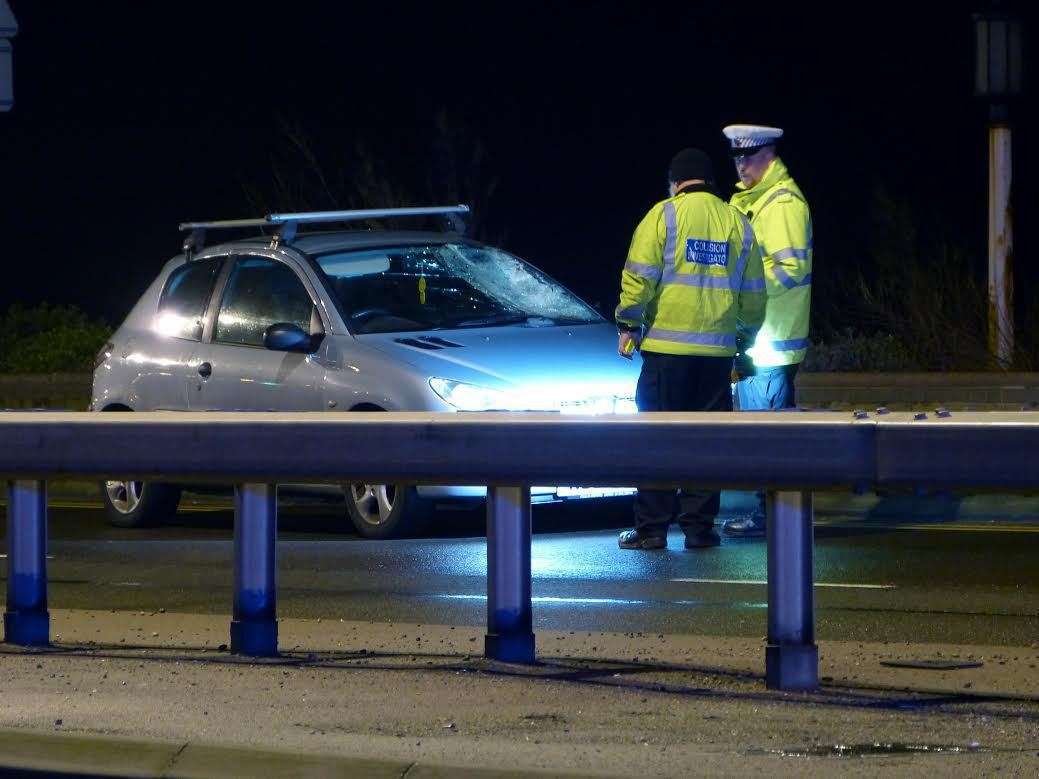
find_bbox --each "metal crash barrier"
[1,411,1037,691]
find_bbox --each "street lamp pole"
[0,0,17,112]
[987,121,1013,365]
[974,10,1022,367]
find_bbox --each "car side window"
[214,256,315,347]
[156,258,223,340]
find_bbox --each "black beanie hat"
[668,148,714,185]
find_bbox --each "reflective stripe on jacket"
[730,158,812,366]
[616,186,765,357]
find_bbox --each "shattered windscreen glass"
[315,243,601,334]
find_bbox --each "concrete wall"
[796,372,1039,411]
[0,373,93,410]
[2,372,1039,412]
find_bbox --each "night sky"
[1,1,1033,329]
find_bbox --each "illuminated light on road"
[442,540,630,579]
[435,594,650,606]
[433,593,767,608]
[531,556,567,575]
[672,578,895,589]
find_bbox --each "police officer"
[721,125,813,538]
[616,148,766,550]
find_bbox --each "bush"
[803,329,918,372]
[808,185,1039,372]
[0,303,112,373]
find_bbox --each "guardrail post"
[485,485,535,663]
[765,490,818,691]
[231,483,278,657]
[4,481,50,646]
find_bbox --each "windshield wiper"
[543,317,599,326]
[437,313,531,329]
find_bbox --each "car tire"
[343,482,433,539]
[101,479,182,528]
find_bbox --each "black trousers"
[633,351,733,538]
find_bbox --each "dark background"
[0,1,1033,329]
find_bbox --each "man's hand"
[733,335,754,379]
[617,330,640,359]
[733,350,754,379]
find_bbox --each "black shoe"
[722,515,766,538]
[618,529,666,550]
[684,529,721,549]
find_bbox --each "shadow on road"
[8,642,1039,722]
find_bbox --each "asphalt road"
[3,494,1039,646]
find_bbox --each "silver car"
[92,207,640,537]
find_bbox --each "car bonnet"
[357,321,640,401]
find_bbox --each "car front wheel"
[344,482,432,539]
[101,479,182,528]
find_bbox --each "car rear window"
[155,258,222,340]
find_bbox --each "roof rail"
[178,205,470,257]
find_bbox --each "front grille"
[558,396,637,414]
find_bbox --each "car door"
[134,255,225,410]
[189,254,326,411]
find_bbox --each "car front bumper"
[415,485,635,502]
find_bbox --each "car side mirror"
[263,322,317,353]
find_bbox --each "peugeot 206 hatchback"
[92,206,640,538]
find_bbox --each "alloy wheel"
[105,480,144,514]
[349,483,397,526]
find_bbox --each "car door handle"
[197,362,212,378]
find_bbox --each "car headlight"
[429,378,549,411]
[430,378,637,414]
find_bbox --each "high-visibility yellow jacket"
[616,185,766,357]
[730,158,812,367]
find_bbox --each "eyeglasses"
[732,147,764,163]
[731,144,774,163]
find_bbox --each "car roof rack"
[178,205,470,258]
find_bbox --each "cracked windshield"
[316,243,601,334]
